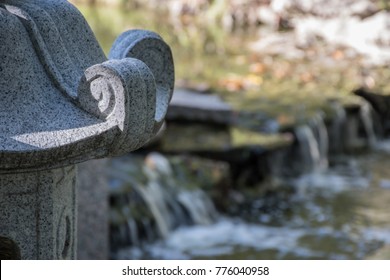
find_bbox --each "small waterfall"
[326,100,376,153]
[292,101,378,173]
[291,112,330,175]
[294,124,324,174]
[308,113,329,170]
[327,100,347,154]
[109,99,382,258]
[177,189,219,225]
[127,218,140,246]
[133,180,178,239]
[108,153,219,251]
[359,102,377,148]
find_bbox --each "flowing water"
[74,3,390,260]
[110,105,390,260]
[113,145,390,260]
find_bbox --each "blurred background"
[71,0,390,259]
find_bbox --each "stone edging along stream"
[160,88,379,175]
[106,87,382,255]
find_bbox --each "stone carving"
[0,0,174,259]
[0,0,174,172]
[0,166,77,259]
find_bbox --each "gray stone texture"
[167,89,233,124]
[0,0,174,259]
[0,0,174,173]
[0,166,77,259]
[77,160,109,260]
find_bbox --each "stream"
[73,3,390,260]
[112,143,390,260]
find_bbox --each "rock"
[158,122,293,155]
[272,0,378,18]
[353,88,390,119]
[353,87,390,132]
[248,1,390,65]
[294,11,390,65]
[167,89,234,124]
[250,31,305,59]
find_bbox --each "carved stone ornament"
[0,0,174,173]
[0,0,174,259]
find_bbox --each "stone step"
[167,89,234,125]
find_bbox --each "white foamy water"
[374,140,390,154]
[115,216,390,260]
[114,142,390,260]
[291,167,370,195]
[115,218,318,259]
[164,219,305,252]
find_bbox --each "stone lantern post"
[0,0,174,259]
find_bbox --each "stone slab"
[167,89,234,124]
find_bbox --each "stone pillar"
[77,160,109,260]
[0,0,174,260]
[0,167,77,259]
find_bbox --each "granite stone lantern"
[0,0,174,259]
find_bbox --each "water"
[294,123,325,174]
[109,153,220,251]
[73,3,390,260]
[111,143,390,260]
[327,101,347,154]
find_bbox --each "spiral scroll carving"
[76,58,158,154]
[75,30,174,155]
[109,30,174,133]
[78,64,120,119]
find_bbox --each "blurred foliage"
[74,1,390,129]
[379,0,390,10]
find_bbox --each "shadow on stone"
[0,236,21,260]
